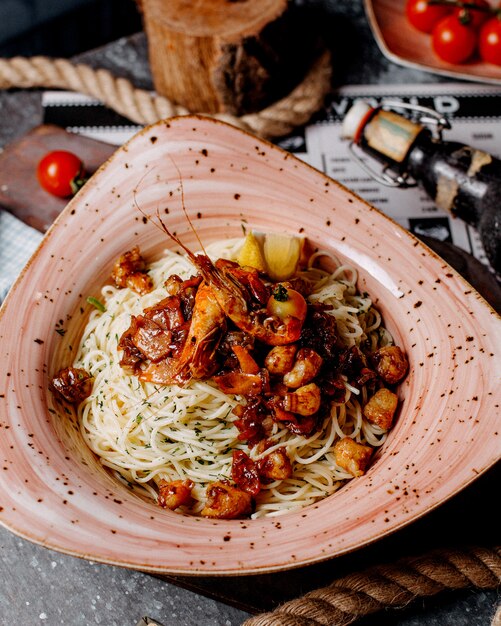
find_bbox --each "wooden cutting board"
[0,124,116,232]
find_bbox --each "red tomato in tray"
[479,17,501,65]
[37,150,87,198]
[406,0,452,33]
[453,0,490,30]
[432,15,478,63]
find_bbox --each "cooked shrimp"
[232,344,260,374]
[111,246,153,295]
[157,479,194,510]
[201,480,253,519]
[257,447,293,481]
[215,259,269,306]
[282,382,322,416]
[334,437,372,477]
[372,346,408,384]
[213,370,267,396]
[231,450,261,496]
[264,345,298,376]
[283,348,323,388]
[163,230,306,346]
[363,388,398,430]
[177,282,227,379]
[51,367,93,403]
[140,282,226,384]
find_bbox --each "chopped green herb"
[136,414,143,424]
[272,284,289,302]
[55,328,66,337]
[86,296,106,312]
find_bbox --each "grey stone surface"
[0,91,43,147]
[0,2,499,625]
[0,527,248,625]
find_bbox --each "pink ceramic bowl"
[0,116,499,575]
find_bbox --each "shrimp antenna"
[168,155,207,255]
[132,167,169,236]
[155,208,198,263]
[133,196,168,236]
[131,157,206,260]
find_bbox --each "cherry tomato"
[453,0,490,30]
[432,15,478,63]
[267,286,307,322]
[479,16,501,65]
[406,0,452,33]
[37,150,87,198]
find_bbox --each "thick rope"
[243,546,501,626]
[0,51,331,139]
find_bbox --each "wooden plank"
[0,124,116,232]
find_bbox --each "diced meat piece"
[213,370,268,396]
[271,405,318,436]
[143,296,184,330]
[264,344,297,376]
[231,450,261,496]
[232,345,260,374]
[357,367,377,386]
[282,276,314,296]
[157,479,194,510]
[282,383,321,416]
[163,275,202,321]
[363,388,398,430]
[334,437,373,477]
[139,357,189,386]
[164,274,183,295]
[217,331,255,372]
[118,307,190,376]
[219,331,255,354]
[339,346,367,380]
[232,398,268,448]
[118,322,144,374]
[125,272,153,296]
[51,367,93,403]
[201,480,253,519]
[215,259,270,306]
[132,316,172,362]
[319,372,347,403]
[111,246,147,288]
[179,275,203,321]
[299,306,338,360]
[257,447,292,482]
[373,346,408,384]
[283,347,323,388]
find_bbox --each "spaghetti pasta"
[73,238,398,518]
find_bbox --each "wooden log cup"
[140,0,320,115]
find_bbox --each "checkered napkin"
[0,210,43,305]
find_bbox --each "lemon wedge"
[237,231,267,272]
[263,233,303,281]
